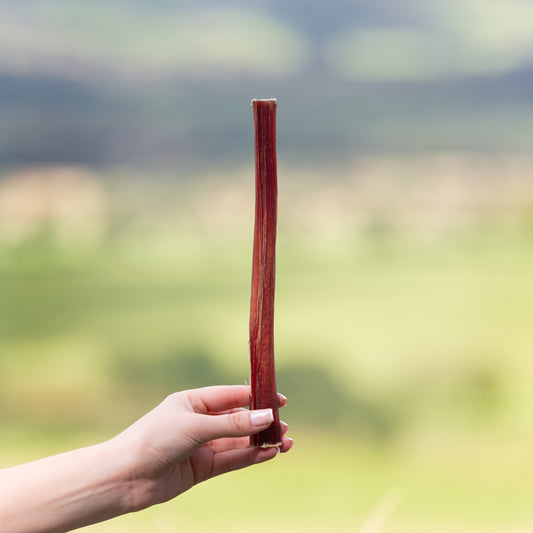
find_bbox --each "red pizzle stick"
[249,98,281,447]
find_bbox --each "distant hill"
[1,0,532,170]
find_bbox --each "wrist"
[105,434,158,514]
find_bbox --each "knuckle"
[228,412,247,433]
[165,392,181,403]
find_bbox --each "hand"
[114,385,293,510]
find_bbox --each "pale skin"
[0,385,293,533]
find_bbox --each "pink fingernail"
[250,409,274,426]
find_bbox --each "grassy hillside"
[1,165,533,531]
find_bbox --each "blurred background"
[1,1,533,531]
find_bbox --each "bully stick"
[249,99,281,447]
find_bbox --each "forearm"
[0,438,136,533]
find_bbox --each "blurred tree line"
[1,0,533,170]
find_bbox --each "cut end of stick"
[251,98,277,104]
[252,442,282,449]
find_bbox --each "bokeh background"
[1,1,533,531]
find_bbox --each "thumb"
[193,408,274,443]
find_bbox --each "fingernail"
[278,393,288,404]
[250,409,274,426]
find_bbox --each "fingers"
[210,435,295,478]
[212,407,248,416]
[193,408,275,443]
[210,434,294,454]
[214,395,287,415]
[179,386,289,415]
[183,386,251,414]
[278,435,294,453]
[208,420,290,453]
[175,386,290,449]
[211,447,278,478]
[277,393,288,408]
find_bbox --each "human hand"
[114,385,293,511]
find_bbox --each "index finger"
[182,386,288,414]
[183,385,250,414]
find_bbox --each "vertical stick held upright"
[249,98,281,447]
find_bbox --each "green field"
[1,176,533,532]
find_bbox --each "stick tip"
[251,98,277,109]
